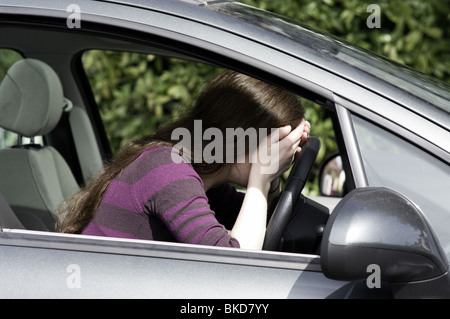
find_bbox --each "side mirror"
[319,153,345,197]
[321,187,449,286]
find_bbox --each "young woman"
[57,70,310,250]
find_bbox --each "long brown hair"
[57,70,304,233]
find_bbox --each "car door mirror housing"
[321,187,449,284]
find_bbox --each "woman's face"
[228,159,252,188]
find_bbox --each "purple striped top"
[81,146,243,248]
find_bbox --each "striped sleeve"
[131,146,240,248]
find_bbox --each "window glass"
[352,115,450,257]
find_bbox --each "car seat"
[0,58,79,231]
[0,191,25,230]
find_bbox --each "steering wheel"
[263,136,321,251]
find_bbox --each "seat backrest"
[0,59,79,231]
[0,190,25,230]
[69,106,104,181]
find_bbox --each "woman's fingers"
[273,120,310,146]
[304,120,311,130]
[280,120,304,150]
[274,125,291,142]
[252,120,311,179]
[300,120,311,146]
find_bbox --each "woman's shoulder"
[138,145,192,168]
[128,145,205,212]
[117,145,197,184]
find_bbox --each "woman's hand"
[230,120,311,250]
[249,120,309,185]
[300,120,311,146]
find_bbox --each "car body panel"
[0,229,348,298]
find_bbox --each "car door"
[1,228,352,299]
[0,1,351,299]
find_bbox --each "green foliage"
[82,51,220,152]
[0,49,22,82]
[240,0,450,83]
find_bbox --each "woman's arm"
[229,171,271,250]
[230,122,307,250]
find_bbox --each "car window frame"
[71,38,343,258]
[0,9,340,265]
[335,96,450,166]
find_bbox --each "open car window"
[80,49,338,197]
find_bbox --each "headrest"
[0,58,64,137]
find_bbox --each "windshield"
[211,2,450,113]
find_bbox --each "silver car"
[0,0,449,299]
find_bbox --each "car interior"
[0,58,79,231]
[0,22,351,255]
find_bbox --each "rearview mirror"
[321,187,449,297]
[319,153,345,197]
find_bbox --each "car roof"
[1,0,449,127]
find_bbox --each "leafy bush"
[241,0,449,83]
[82,51,221,152]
